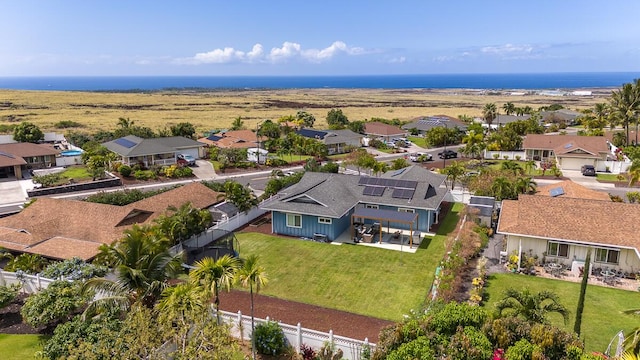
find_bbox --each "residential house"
[474,115,533,130]
[363,122,407,142]
[295,128,363,155]
[402,115,467,135]
[102,135,204,167]
[0,143,59,179]
[540,109,581,126]
[260,165,448,242]
[535,180,611,201]
[498,195,640,276]
[198,130,265,150]
[0,183,223,260]
[522,134,611,171]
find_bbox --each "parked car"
[581,164,596,176]
[438,150,458,159]
[177,154,196,166]
[409,152,433,162]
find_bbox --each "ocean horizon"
[0,72,639,91]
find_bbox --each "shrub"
[386,336,435,360]
[253,320,287,356]
[134,170,156,180]
[266,158,288,167]
[300,343,316,360]
[40,257,107,281]
[54,120,84,129]
[21,280,90,328]
[32,173,64,187]
[4,253,49,274]
[504,338,536,360]
[174,166,193,177]
[118,164,132,177]
[0,284,19,309]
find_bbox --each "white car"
[409,152,432,162]
[177,154,196,166]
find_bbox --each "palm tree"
[483,103,498,127]
[610,81,640,146]
[524,160,536,175]
[491,176,515,201]
[189,255,240,324]
[628,160,640,187]
[495,288,569,325]
[501,160,523,175]
[515,177,537,194]
[236,255,269,360]
[441,161,466,190]
[502,102,516,115]
[157,282,207,355]
[231,116,245,131]
[83,225,184,315]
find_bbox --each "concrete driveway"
[561,169,615,190]
[0,180,28,204]
[191,160,217,180]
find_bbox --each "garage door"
[558,157,590,171]
[177,147,200,159]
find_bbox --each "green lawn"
[408,136,429,148]
[236,203,462,320]
[0,334,47,360]
[596,173,623,182]
[59,166,92,180]
[278,154,312,163]
[483,273,640,352]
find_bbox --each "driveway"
[191,160,217,180]
[0,180,28,205]
[560,169,615,190]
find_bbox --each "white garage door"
[558,157,590,171]
[177,147,200,159]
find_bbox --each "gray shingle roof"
[261,166,448,218]
[103,135,204,157]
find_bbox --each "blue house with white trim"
[260,166,448,241]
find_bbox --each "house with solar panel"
[401,115,468,135]
[295,128,363,155]
[260,165,448,245]
[102,135,205,167]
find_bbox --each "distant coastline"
[0,72,638,92]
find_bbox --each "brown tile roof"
[535,180,611,201]
[498,195,640,250]
[364,122,407,137]
[522,134,609,157]
[205,130,266,149]
[0,143,59,157]
[0,153,27,167]
[0,182,224,260]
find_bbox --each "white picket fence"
[0,270,374,359]
[220,309,374,360]
[483,150,526,160]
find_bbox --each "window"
[318,217,332,224]
[286,213,302,228]
[398,208,415,213]
[365,204,379,209]
[595,248,619,264]
[547,242,569,258]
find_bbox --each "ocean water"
[0,73,638,91]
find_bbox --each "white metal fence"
[0,270,57,293]
[220,309,374,360]
[483,150,526,160]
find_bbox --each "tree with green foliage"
[21,280,90,328]
[442,161,466,190]
[326,108,349,129]
[189,255,240,324]
[503,102,516,115]
[461,130,485,159]
[348,120,366,134]
[515,176,537,194]
[85,224,183,312]
[491,176,516,201]
[236,255,269,360]
[483,103,498,127]
[495,288,570,325]
[425,125,461,147]
[610,79,640,146]
[296,110,316,128]
[574,249,591,336]
[170,122,196,139]
[390,158,409,170]
[0,284,19,309]
[257,119,281,141]
[501,160,523,175]
[231,116,245,131]
[154,202,212,244]
[13,122,44,143]
[4,253,48,273]
[222,180,259,213]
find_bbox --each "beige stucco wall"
[505,234,640,273]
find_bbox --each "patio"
[532,264,639,291]
[330,225,435,253]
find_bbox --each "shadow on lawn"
[418,203,460,250]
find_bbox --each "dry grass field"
[0,88,610,134]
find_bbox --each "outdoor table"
[601,270,617,284]
[547,263,563,276]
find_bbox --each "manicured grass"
[0,334,47,360]
[236,203,462,321]
[408,136,429,148]
[278,154,312,163]
[483,273,640,352]
[596,173,623,182]
[59,166,92,180]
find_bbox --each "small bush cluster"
[118,164,132,177]
[134,170,157,180]
[54,120,84,129]
[253,320,287,356]
[265,158,288,167]
[85,187,173,205]
[32,173,64,187]
[161,164,193,178]
[40,257,108,281]
[0,284,20,309]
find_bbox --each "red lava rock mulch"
[219,290,393,343]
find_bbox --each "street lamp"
[256,120,265,165]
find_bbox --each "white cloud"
[176,41,369,65]
[481,43,534,56]
[387,56,406,64]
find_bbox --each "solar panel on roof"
[358,176,371,185]
[0,151,15,159]
[372,187,385,196]
[363,186,385,196]
[391,168,406,177]
[564,143,573,149]
[392,188,415,199]
[114,138,137,148]
[549,187,565,197]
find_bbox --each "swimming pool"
[60,150,83,156]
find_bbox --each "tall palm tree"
[491,176,515,201]
[628,160,640,187]
[502,102,516,115]
[83,225,184,315]
[610,81,640,146]
[236,255,269,360]
[483,103,498,127]
[189,255,240,324]
[501,160,523,175]
[442,161,466,190]
[231,116,245,131]
[524,160,536,175]
[495,288,569,325]
[157,282,207,355]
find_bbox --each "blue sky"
[1,0,639,76]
